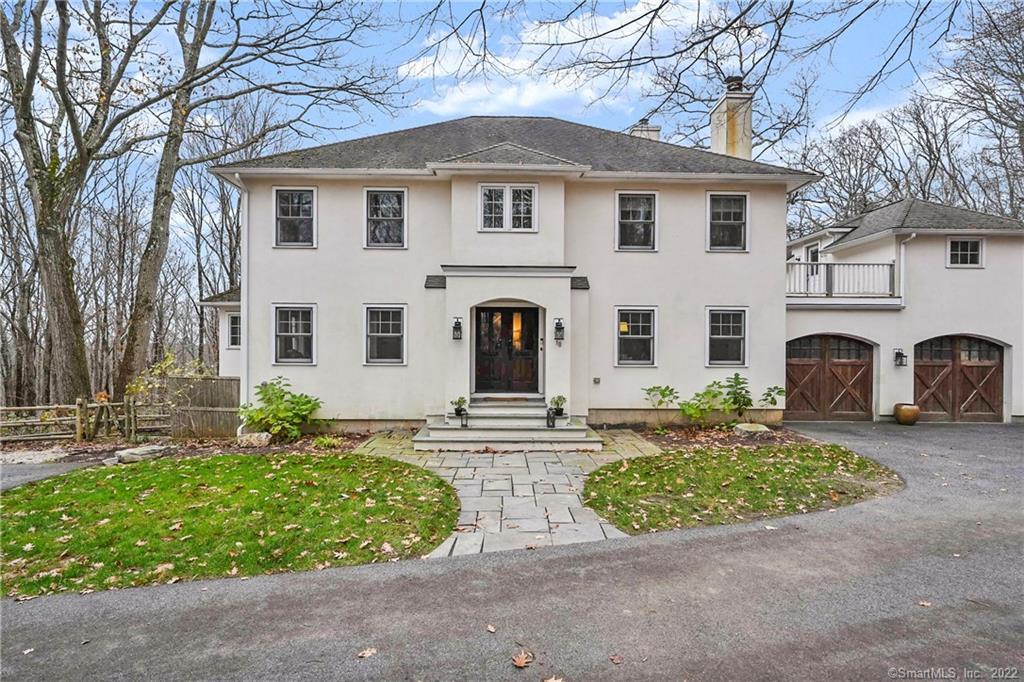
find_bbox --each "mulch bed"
[641,424,814,451]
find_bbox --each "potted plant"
[549,395,566,416]
[893,402,920,425]
[450,396,468,416]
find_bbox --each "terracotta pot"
[893,403,920,426]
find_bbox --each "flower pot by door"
[893,403,920,426]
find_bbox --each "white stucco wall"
[787,233,1024,419]
[215,307,242,377]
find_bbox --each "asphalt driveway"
[2,423,1021,680]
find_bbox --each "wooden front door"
[914,336,1003,422]
[785,335,873,420]
[475,308,539,393]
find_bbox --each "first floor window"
[948,238,981,266]
[617,308,655,365]
[366,189,406,247]
[366,307,405,364]
[617,192,656,250]
[709,194,747,250]
[227,313,241,348]
[275,188,315,246]
[480,184,535,231]
[708,309,746,365]
[275,306,314,363]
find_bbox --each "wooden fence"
[0,399,169,444]
[165,376,240,438]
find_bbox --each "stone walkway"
[353,429,662,556]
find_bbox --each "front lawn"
[1,453,459,597]
[585,444,901,534]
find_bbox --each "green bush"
[239,378,322,442]
[679,374,784,427]
[723,373,753,418]
[678,381,726,427]
[312,435,344,449]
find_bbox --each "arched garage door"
[785,335,873,420]
[914,336,1003,422]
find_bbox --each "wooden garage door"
[785,335,873,420]
[914,336,1003,422]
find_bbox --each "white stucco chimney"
[629,118,661,141]
[710,76,753,159]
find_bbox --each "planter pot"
[893,403,920,426]
[454,407,466,417]
[552,407,565,417]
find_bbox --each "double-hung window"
[707,308,746,366]
[365,306,406,364]
[616,308,656,366]
[479,184,536,231]
[275,306,314,364]
[947,238,982,267]
[616,192,656,250]
[365,188,406,248]
[708,193,748,251]
[227,313,241,348]
[274,188,316,246]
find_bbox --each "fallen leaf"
[96,518,110,526]
[357,647,377,658]
[609,654,624,665]
[486,624,496,633]
[543,678,565,682]
[511,649,534,668]
[22,649,34,655]
[763,525,778,531]
[918,601,932,607]
[169,521,183,531]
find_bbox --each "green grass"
[584,444,901,534]
[1,452,459,597]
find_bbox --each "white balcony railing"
[786,262,896,297]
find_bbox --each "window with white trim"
[708,309,746,365]
[366,307,405,364]
[480,184,536,231]
[227,313,241,348]
[708,194,747,251]
[366,189,406,247]
[275,306,314,364]
[948,238,982,267]
[275,188,315,246]
[616,308,655,365]
[617,192,656,250]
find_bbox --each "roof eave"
[582,170,820,192]
[210,167,437,180]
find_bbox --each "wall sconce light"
[452,317,463,340]
[894,348,907,367]
[553,318,565,341]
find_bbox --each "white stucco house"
[200,84,1023,448]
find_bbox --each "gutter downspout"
[898,232,917,298]
[234,172,250,436]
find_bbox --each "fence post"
[75,398,86,442]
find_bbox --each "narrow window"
[948,238,981,267]
[806,244,820,276]
[510,187,534,230]
[709,194,747,251]
[708,309,746,365]
[275,188,315,246]
[366,189,406,247]
[275,306,314,364]
[366,307,404,364]
[617,193,656,250]
[617,308,655,365]
[227,313,241,348]
[481,186,505,230]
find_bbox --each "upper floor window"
[707,308,746,366]
[616,307,656,366]
[806,243,820,275]
[275,187,316,247]
[616,192,656,251]
[479,184,536,231]
[708,193,748,251]
[227,313,241,348]
[274,305,315,364]
[365,305,406,365]
[365,188,407,248]
[947,238,983,268]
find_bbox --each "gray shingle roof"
[215,116,811,177]
[200,286,240,304]
[829,198,1023,247]
[437,142,580,166]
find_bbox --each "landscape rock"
[733,422,772,438]
[102,457,121,467]
[116,445,172,463]
[237,432,272,448]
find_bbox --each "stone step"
[466,399,549,415]
[424,420,591,440]
[412,425,604,452]
[440,412,571,427]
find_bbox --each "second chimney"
[710,77,752,159]
[629,117,661,141]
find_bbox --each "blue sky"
[301,1,942,156]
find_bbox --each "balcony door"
[475,307,539,393]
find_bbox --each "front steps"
[412,397,604,452]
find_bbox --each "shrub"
[239,378,322,442]
[312,435,344,450]
[642,385,679,434]
[759,385,786,408]
[549,395,567,409]
[678,381,726,428]
[723,373,753,418]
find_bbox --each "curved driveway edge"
[3,423,1022,680]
